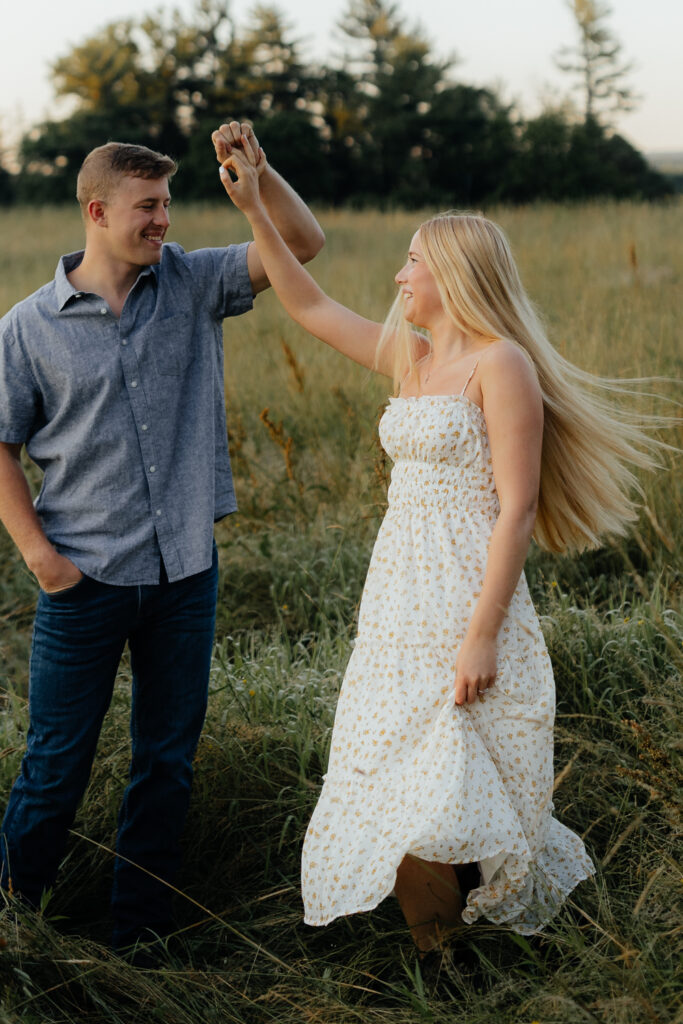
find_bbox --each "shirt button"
[131,380,138,388]
[149,465,156,473]
[100,308,107,315]
[121,339,128,346]
[156,509,162,516]
[141,423,149,431]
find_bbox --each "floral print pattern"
[302,394,595,934]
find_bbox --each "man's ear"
[87,199,107,227]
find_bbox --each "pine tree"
[555,0,639,125]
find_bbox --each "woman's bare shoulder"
[479,339,540,391]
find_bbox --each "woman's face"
[394,230,443,328]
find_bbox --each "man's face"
[98,175,171,267]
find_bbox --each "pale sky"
[1,0,681,157]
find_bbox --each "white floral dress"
[301,383,595,934]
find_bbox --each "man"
[0,121,324,952]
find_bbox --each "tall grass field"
[0,201,681,1023]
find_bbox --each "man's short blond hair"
[76,142,178,212]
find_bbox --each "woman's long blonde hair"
[377,211,664,554]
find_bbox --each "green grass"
[0,201,681,1023]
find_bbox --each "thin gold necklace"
[424,348,480,385]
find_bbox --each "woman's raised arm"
[219,143,393,375]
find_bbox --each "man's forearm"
[0,445,55,573]
[259,166,325,263]
[0,445,83,592]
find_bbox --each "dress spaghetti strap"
[460,361,479,397]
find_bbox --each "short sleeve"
[0,317,41,444]
[182,243,254,320]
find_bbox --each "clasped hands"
[212,118,497,706]
[212,121,266,211]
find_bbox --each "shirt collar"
[54,250,158,312]
[55,251,85,311]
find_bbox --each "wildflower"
[282,603,289,610]
[249,689,256,697]
[550,581,558,588]
[624,616,630,622]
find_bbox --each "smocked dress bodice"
[301,393,595,933]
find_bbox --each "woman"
[216,137,659,953]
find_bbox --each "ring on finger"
[477,689,487,695]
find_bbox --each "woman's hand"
[212,121,267,178]
[217,143,264,215]
[454,634,497,705]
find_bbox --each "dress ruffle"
[301,395,595,931]
[303,675,594,932]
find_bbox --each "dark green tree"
[0,166,14,205]
[511,111,573,201]
[510,111,672,202]
[307,66,367,203]
[0,125,14,205]
[16,109,158,204]
[336,0,455,204]
[242,10,332,199]
[178,5,331,199]
[564,119,672,199]
[9,0,670,206]
[240,6,313,114]
[422,85,519,206]
[15,1,243,201]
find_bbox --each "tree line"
[0,0,672,206]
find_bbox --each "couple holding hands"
[1,118,652,959]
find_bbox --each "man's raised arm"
[212,121,325,295]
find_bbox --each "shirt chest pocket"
[150,313,195,376]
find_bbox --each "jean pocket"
[41,575,89,601]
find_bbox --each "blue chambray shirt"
[0,241,253,585]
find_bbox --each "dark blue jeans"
[0,546,218,949]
